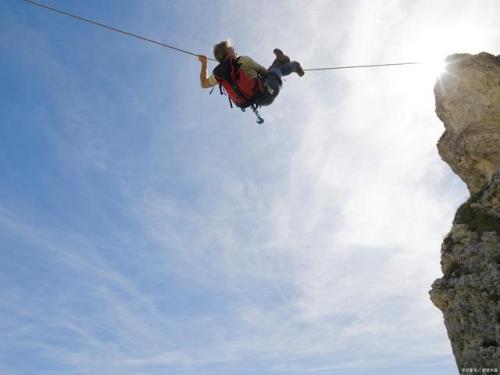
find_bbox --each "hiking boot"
[295,61,305,77]
[271,48,291,66]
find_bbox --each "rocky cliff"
[430,52,500,371]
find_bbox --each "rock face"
[435,53,500,194]
[430,52,500,371]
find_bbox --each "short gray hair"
[213,39,232,62]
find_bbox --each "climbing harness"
[23,0,423,124]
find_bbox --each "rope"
[23,0,217,62]
[304,62,420,71]
[24,0,421,71]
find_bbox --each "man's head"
[213,39,236,62]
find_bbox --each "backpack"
[212,57,265,109]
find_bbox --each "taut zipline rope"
[304,62,420,71]
[23,0,217,61]
[23,0,422,71]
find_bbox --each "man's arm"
[198,55,213,89]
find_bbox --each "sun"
[421,58,448,79]
[404,19,492,84]
[403,55,448,93]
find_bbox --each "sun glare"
[405,56,448,92]
[401,19,491,88]
[422,58,448,78]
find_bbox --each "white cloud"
[4,0,499,373]
[135,0,478,370]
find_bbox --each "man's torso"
[208,56,265,86]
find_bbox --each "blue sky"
[1,1,500,374]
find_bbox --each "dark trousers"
[255,62,301,106]
[256,73,281,106]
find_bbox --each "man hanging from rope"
[198,40,304,123]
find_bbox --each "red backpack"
[212,57,264,109]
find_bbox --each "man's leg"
[269,49,305,77]
[269,61,304,77]
[270,49,290,67]
[256,74,281,106]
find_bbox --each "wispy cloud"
[3,0,498,374]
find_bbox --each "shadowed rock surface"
[430,52,500,371]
